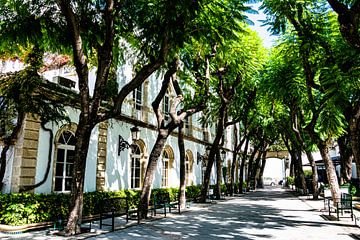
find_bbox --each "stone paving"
[1,187,360,239]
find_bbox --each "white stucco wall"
[34,107,98,193]
[1,145,14,193]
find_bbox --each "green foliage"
[286,176,295,185]
[185,185,202,198]
[0,186,202,226]
[303,169,313,177]
[0,46,68,141]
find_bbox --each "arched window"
[54,131,75,192]
[131,144,141,189]
[162,151,169,187]
[185,154,190,186]
[163,89,170,122]
[133,84,143,110]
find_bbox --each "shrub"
[286,176,295,186]
[185,185,201,198]
[0,186,200,226]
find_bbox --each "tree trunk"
[215,149,222,199]
[199,95,227,202]
[338,136,353,183]
[305,150,319,199]
[318,140,340,203]
[65,121,93,235]
[290,157,295,177]
[239,137,250,193]
[296,151,307,194]
[258,155,266,188]
[350,103,360,187]
[229,125,238,196]
[178,123,186,209]
[246,144,260,190]
[0,112,24,192]
[0,144,10,192]
[139,131,169,218]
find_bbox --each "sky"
[246,3,278,49]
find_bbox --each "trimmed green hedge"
[0,186,202,226]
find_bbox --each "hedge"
[0,185,202,226]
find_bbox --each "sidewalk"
[1,187,359,239]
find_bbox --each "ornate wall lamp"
[118,126,140,156]
[197,146,211,165]
[221,149,226,163]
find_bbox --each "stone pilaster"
[96,121,108,191]
[11,114,41,193]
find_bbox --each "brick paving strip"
[1,188,360,240]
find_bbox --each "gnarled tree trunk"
[305,151,319,199]
[215,149,222,199]
[318,139,340,203]
[65,121,93,235]
[178,123,186,208]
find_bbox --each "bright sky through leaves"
[247,3,277,48]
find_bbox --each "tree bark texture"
[200,107,226,202]
[238,137,250,193]
[0,112,24,191]
[246,144,260,190]
[140,132,168,218]
[318,140,340,203]
[296,151,307,193]
[327,0,360,51]
[258,155,266,188]
[350,103,360,187]
[65,121,93,235]
[338,136,353,183]
[229,125,238,196]
[178,123,186,209]
[305,151,319,199]
[215,149,222,199]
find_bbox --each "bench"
[99,197,139,231]
[328,193,353,221]
[164,192,180,214]
[150,192,181,217]
[150,192,168,217]
[321,188,332,209]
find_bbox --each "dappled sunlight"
[7,188,358,239]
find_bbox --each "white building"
[1,60,238,194]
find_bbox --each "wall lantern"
[206,146,212,156]
[221,149,226,162]
[130,126,140,142]
[118,126,140,156]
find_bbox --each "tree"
[0,46,69,191]
[0,0,205,234]
[327,0,360,51]
[262,0,348,202]
[199,29,266,202]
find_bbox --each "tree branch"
[57,0,90,115]
[91,0,115,121]
[152,59,178,128]
[110,33,170,119]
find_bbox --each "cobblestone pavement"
[2,187,360,239]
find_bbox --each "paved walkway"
[1,187,360,239]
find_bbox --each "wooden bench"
[328,193,353,221]
[99,197,139,231]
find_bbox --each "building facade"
[1,61,238,194]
